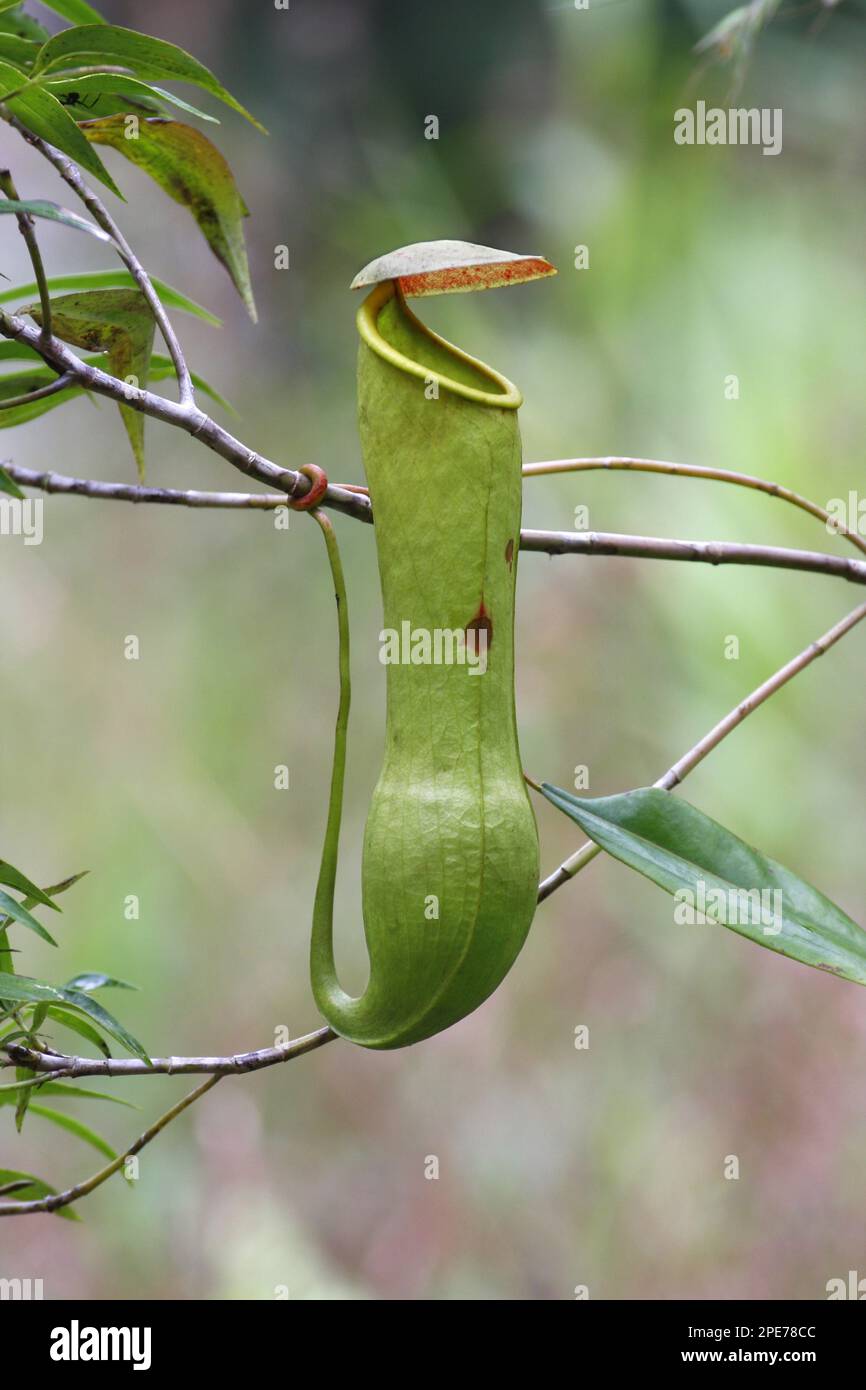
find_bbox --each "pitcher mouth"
[356,281,523,410]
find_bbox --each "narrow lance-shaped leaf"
[0,859,62,911]
[0,268,221,324]
[83,116,256,320]
[33,23,265,130]
[23,289,156,477]
[540,784,866,987]
[0,196,112,243]
[0,888,57,946]
[28,1104,118,1163]
[0,973,149,1062]
[45,74,220,123]
[0,58,120,196]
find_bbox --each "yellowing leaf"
[83,116,256,320]
[25,289,155,477]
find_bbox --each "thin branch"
[0,372,75,410]
[4,466,864,588]
[0,310,372,522]
[0,167,52,340]
[536,599,866,901]
[519,530,866,585]
[0,1025,336,1079]
[3,462,287,508]
[0,1074,221,1217]
[524,456,866,559]
[5,113,195,405]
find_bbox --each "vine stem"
[536,599,866,900]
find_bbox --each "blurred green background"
[2,0,866,1300]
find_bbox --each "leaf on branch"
[0,888,58,946]
[0,58,120,196]
[46,74,220,124]
[32,22,265,131]
[0,1167,79,1218]
[18,1081,137,1107]
[0,195,112,243]
[28,1103,118,1162]
[44,1004,111,1057]
[83,116,257,320]
[23,288,156,477]
[0,859,63,911]
[0,268,221,324]
[541,784,866,987]
[0,972,149,1062]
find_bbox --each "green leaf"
[24,1081,137,1108]
[65,971,137,992]
[34,23,265,130]
[0,859,62,911]
[28,1103,117,1161]
[0,364,81,426]
[0,58,120,195]
[0,195,112,243]
[0,7,50,43]
[83,116,256,319]
[0,31,38,65]
[24,288,156,477]
[0,974,149,1061]
[46,73,220,123]
[541,784,866,987]
[61,988,150,1064]
[0,268,221,324]
[44,1003,111,1056]
[0,462,24,496]
[0,1168,79,1218]
[0,889,57,946]
[38,0,106,24]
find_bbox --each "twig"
[0,311,373,522]
[0,1074,221,1217]
[519,529,866,586]
[0,372,75,410]
[0,167,52,341]
[4,466,864,588]
[5,114,195,405]
[524,456,866,558]
[0,1025,336,1079]
[536,600,866,900]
